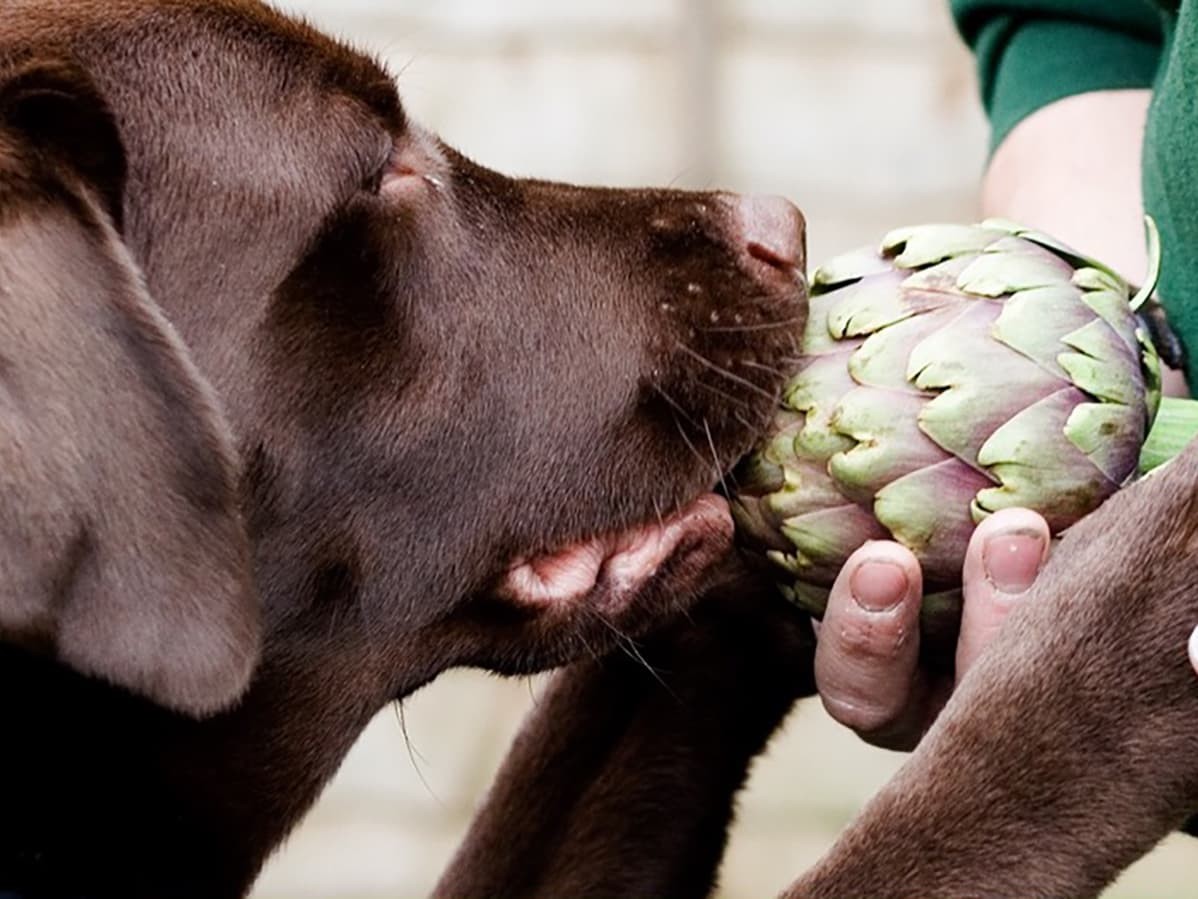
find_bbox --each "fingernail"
[850,560,909,612]
[983,531,1045,594]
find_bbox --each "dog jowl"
[0,0,805,895]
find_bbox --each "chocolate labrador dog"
[440,408,1198,892]
[0,1,806,896]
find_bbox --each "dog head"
[0,0,806,711]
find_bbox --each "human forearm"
[983,89,1150,278]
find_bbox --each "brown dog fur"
[784,442,1198,898]
[0,1,806,896]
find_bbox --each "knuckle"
[832,615,913,663]
[820,692,901,736]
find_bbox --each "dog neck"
[0,536,452,898]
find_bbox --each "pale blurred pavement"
[251,1,1197,896]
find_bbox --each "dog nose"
[735,194,806,275]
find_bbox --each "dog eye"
[378,132,447,201]
[381,162,441,198]
[381,161,422,191]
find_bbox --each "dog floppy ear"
[0,60,260,717]
[0,57,126,225]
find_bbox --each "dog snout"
[631,189,809,477]
[733,193,806,277]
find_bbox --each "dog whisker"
[650,382,702,430]
[703,416,732,500]
[739,358,792,379]
[667,588,699,628]
[570,622,604,665]
[732,408,760,435]
[394,702,444,807]
[674,341,776,402]
[693,379,758,415]
[698,314,805,334]
[660,398,721,479]
[587,609,676,699]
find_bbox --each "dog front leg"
[436,567,816,899]
[787,448,1198,899]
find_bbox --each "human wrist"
[981,90,1151,282]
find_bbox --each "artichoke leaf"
[1063,401,1145,485]
[955,239,1074,297]
[848,302,968,391]
[825,269,956,338]
[811,246,894,292]
[881,224,1007,269]
[1076,284,1142,354]
[1057,317,1142,405]
[828,389,949,502]
[990,284,1096,378]
[779,504,889,584]
[975,387,1119,530]
[909,301,1065,462]
[873,458,995,585]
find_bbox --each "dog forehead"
[3,0,404,133]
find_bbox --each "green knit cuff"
[978,17,1163,153]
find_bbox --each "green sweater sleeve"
[950,0,1166,151]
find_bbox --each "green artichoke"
[732,219,1194,630]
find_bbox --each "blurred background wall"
[252,1,1194,896]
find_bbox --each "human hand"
[813,507,1050,750]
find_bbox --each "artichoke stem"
[1139,396,1198,474]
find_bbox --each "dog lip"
[499,493,733,607]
